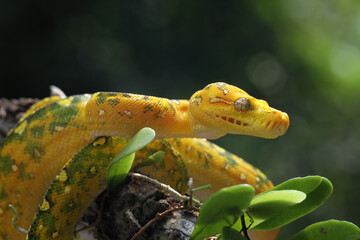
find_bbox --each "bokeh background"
[1,0,359,238]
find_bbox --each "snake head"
[189,82,289,139]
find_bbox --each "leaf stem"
[241,214,250,240]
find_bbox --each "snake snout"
[264,111,289,137]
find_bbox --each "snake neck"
[86,93,198,139]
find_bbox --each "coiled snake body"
[0,82,289,239]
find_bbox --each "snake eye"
[234,98,250,112]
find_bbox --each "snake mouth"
[214,114,250,127]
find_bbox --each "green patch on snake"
[88,152,114,174]
[37,211,57,238]
[75,163,104,189]
[258,173,271,186]
[0,155,14,176]
[95,92,119,105]
[61,158,87,187]
[28,194,57,238]
[154,110,166,119]
[196,150,210,169]
[30,125,45,139]
[255,170,270,189]
[48,122,68,134]
[176,178,186,193]
[88,164,98,176]
[0,183,7,200]
[19,162,32,181]
[203,152,213,167]
[49,170,70,195]
[53,105,79,122]
[201,163,211,169]
[107,98,120,107]
[60,198,78,214]
[169,147,187,182]
[0,231,7,240]
[143,104,154,113]
[64,144,114,189]
[224,154,238,167]
[167,100,176,114]
[167,168,177,180]
[113,136,130,145]
[52,181,66,195]
[25,141,45,162]
[197,150,203,160]
[216,150,238,168]
[1,127,28,144]
[28,105,50,121]
[172,138,181,147]
[47,98,83,134]
[26,230,40,240]
[168,154,188,187]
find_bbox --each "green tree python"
[0,82,289,239]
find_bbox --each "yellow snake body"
[0,83,289,239]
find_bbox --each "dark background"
[1,1,359,238]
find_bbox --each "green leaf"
[106,152,135,190]
[250,190,306,222]
[291,220,360,240]
[133,150,165,171]
[110,127,155,163]
[271,175,323,193]
[190,184,255,240]
[222,226,248,240]
[250,176,333,230]
[106,127,156,189]
[193,184,211,192]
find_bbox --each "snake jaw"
[208,109,289,139]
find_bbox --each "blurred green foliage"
[1,0,359,238]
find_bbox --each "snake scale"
[0,82,289,239]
